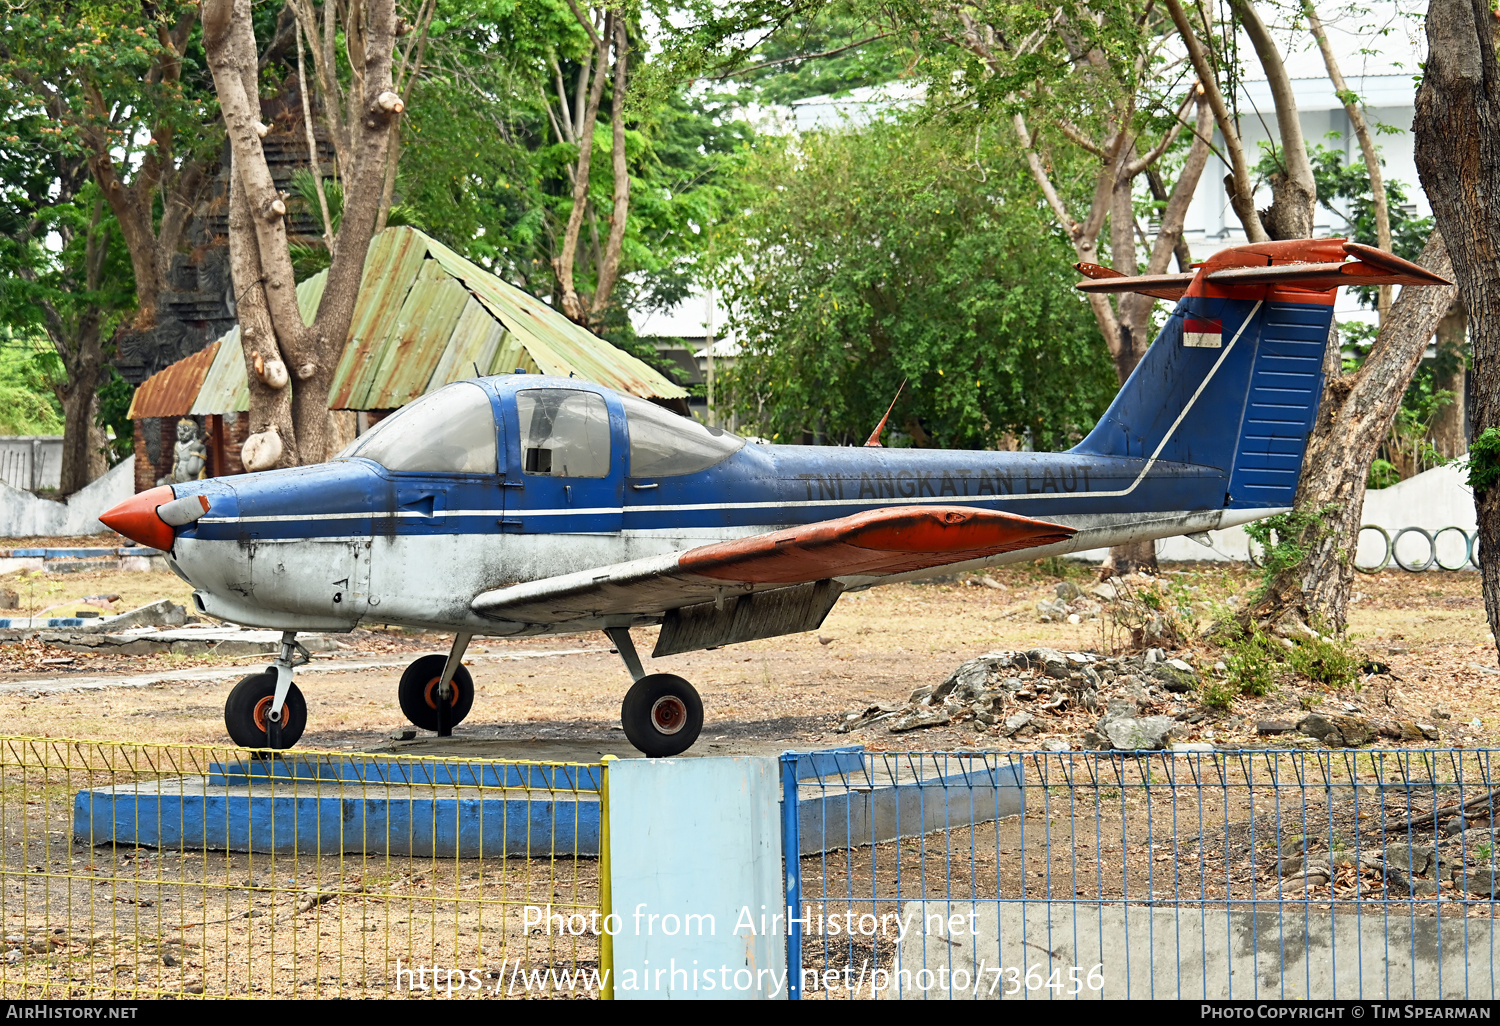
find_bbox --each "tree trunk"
[1431,301,1469,459]
[1244,233,1456,634]
[228,174,297,467]
[205,0,403,468]
[1413,0,1500,665]
[56,348,103,496]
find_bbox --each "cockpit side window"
[516,388,611,478]
[622,394,745,477]
[336,381,497,474]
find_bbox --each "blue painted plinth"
[73,772,599,857]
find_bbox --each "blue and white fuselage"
[164,290,1324,635]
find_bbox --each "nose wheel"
[620,673,703,757]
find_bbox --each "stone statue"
[170,418,209,483]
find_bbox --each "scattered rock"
[1383,844,1436,877]
[1452,870,1499,897]
[1090,581,1118,602]
[1296,713,1376,747]
[1150,659,1198,693]
[1000,712,1034,737]
[1036,598,1070,622]
[888,707,949,733]
[1098,700,1178,750]
[1257,719,1297,735]
[1055,581,1083,601]
[0,589,17,610]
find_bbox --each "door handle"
[631,482,659,490]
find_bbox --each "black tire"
[398,655,475,732]
[224,671,307,750]
[620,673,703,758]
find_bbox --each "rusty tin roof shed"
[128,226,686,419]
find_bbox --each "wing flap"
[470,505,1075,624]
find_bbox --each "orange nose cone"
[98,485,177,551]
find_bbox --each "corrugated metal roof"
[126,340,221,419]
[135,226,687,419]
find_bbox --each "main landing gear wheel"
[225,671,307,750]
[621,674,703,758]
[398,654,475,732]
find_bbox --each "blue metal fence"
[781,748,1500,1000]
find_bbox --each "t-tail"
[1070,239,1449,511]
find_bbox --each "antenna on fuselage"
[864,379,907,447]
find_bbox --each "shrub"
[1286,634,1360,689]
[1225,632,1279,697]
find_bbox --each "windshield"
[337,381,497,473]
[622,394,744,477]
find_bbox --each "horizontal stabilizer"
[1075,239,1450,298]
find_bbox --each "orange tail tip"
[98,485,177,551]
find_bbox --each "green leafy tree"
[0,106,134,491]
[0,0,215,490]
[397,0,751,370]
[723,122,1117,449]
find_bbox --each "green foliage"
[1367,458,1400,490]
[1224,631,1279,699]
[716,6,907,104]
[1245,507,1338,592]
[1199,675,1240,710]
[1466,427,1500,495]
[722,121,1117,448]
[396,0,752,375]
[94,366,135,466]
[0,334,63,435]
[1286,635,1360,689]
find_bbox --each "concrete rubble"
[837,644,1445,752]
[836,647,1207,750]
[1277,829,1499,898]
[0,599,342,656]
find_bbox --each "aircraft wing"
[469,506,1074,656]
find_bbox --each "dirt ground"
[0,542,1496,754]
[1,542,1497,999]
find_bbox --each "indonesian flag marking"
[1183,317,1223,348]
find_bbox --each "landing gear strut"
[398,633,475,735]
[224,631,309,749]
[606,627,702,758]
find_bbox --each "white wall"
[0,456,134,537]
[0,436,63,492]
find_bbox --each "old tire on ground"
[398,655,475,732]
[620,673,703,758]
[225,670,307,749]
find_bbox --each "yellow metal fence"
[0,737,609,999]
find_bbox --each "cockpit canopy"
[336,381,497,473]
[336,379,744,477]
[617,392,743,477]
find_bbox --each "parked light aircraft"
[99,238,1447,756]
